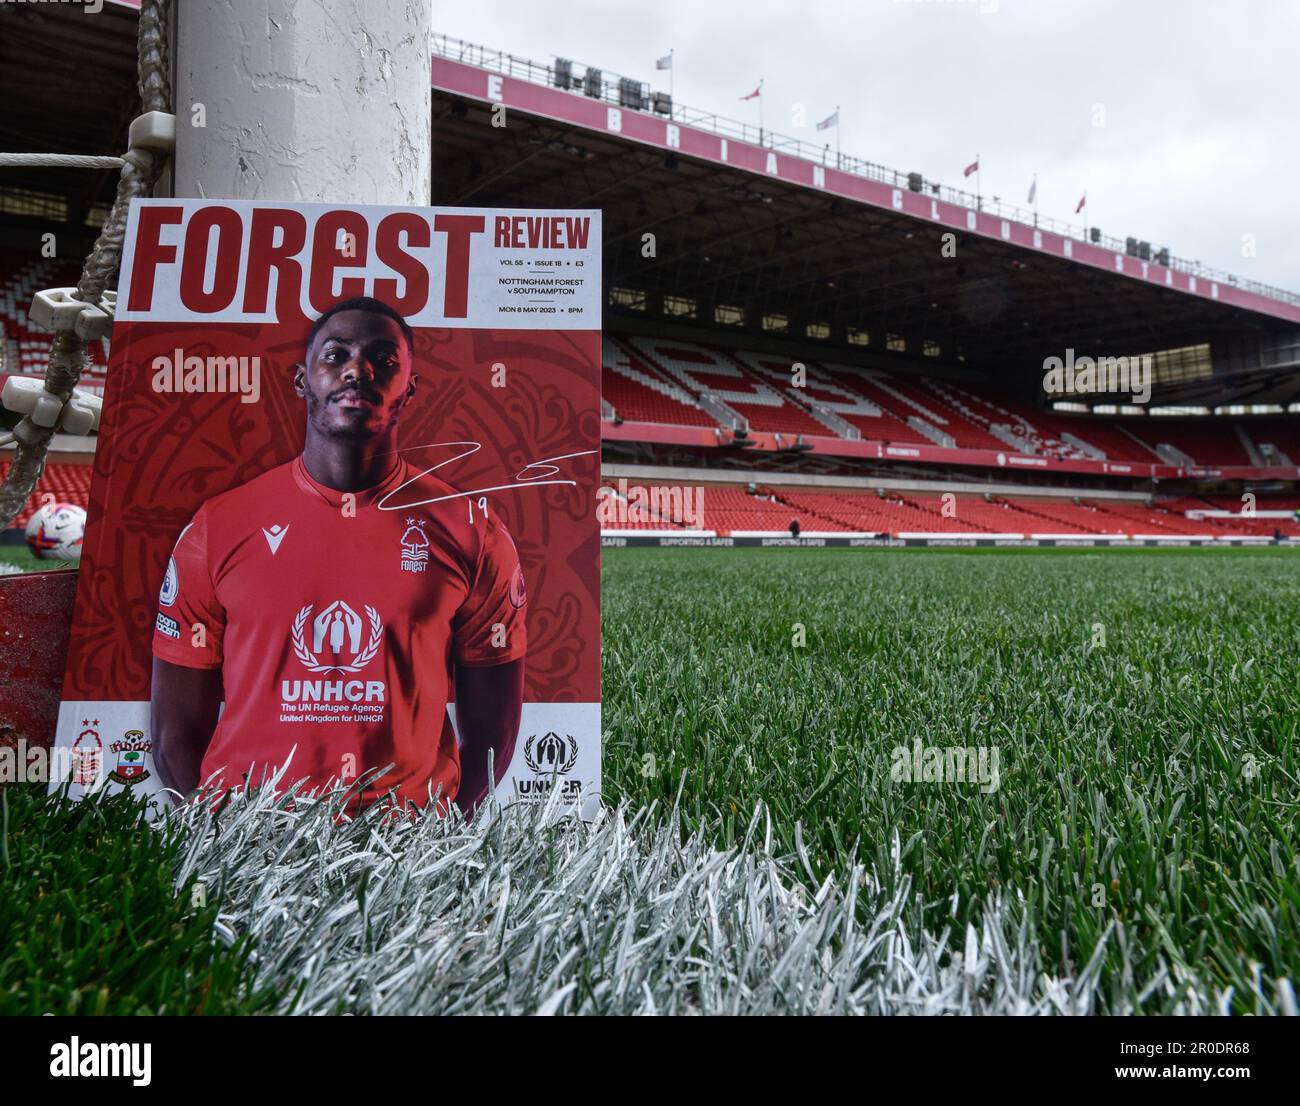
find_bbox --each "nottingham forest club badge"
[107,730,152,786]
[400,517,429,573]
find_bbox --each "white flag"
[656,53,673,70]
[1027,177,1037,204]
[816,110,839,132]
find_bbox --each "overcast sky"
[436,0,1299,295]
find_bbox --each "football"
[24,502,87,562]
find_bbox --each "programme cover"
[49,199,601,817]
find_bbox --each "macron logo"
[262,524,289,555]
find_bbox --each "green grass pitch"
[601,547,1299,1006]
[0,546,61,574]
[3,546,1296,1012]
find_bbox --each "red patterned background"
[62,319,601,703]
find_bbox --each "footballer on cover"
[50,199,601,817]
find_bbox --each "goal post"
[173,0,432,205]
[2,0,433,756]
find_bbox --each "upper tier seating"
[1124,420,1252,466]
[595,331,1297,467]
[625,337,830,437]
[0,251,109,393]
[1239,419,1300,464]
[602,336,716,427]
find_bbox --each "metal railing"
[433,33,1300,309]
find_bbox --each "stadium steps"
[812,364,934,446]
[877,377,1008,451]
[631,337,834,438]
[705,350,837,438]
[727,352,861,440]
[624,338,755,432]
[929,381,1043,456]
[1243,419,1300,465]
[1127,420,1253,467]
[1111,423,1165,462]
[602,336,719,427]
[1234,423,1266,466]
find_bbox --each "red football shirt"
[152,455,527,810]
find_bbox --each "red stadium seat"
[0,251,109,394]
[596,483,1300,539]
[0,460,95,528]
[1123,420,1252,466]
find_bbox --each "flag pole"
[976,153,982,212]
[835,104,841,168]
[759,78,765,144]
[670,48,674,102]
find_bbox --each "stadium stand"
[936,383,1159,463]
[877,377,1007,451]
[599,480,1300,538]
[1082,499,1218,536]
[687,485,803,534]
[4,246,1299,549]
[1125,419,1253,467]
[602,336,717,427]
[624,337,831,437]
[5,22,1295,572]
[0,251,108,391]
[600,480,1300,540]
[800,362,934,445]
[601,333,1297,469]
[1240,419,1300,465]
[0,460,94,528]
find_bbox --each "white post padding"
[174,0,432,204]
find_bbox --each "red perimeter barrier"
[0,569,77,753]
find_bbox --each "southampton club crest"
[400,517,429,573]
[107,730,151,786]
[291,599,384,673]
